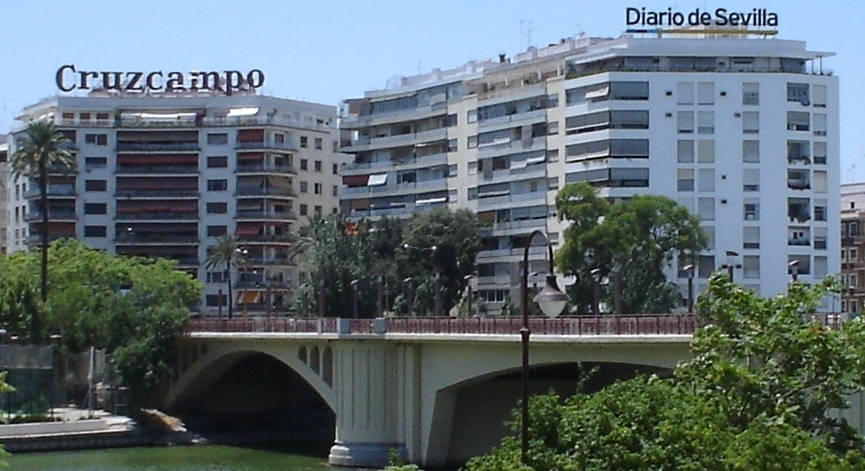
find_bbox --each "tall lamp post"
[464,274,475,317]
[403,244,439,316]
[351,279,360,319]
[788,259,800,283]
[590,268,601,315]
[724,250,740,282]
[404,277,414,316]
[520,230,569,465]
[683,264,694,313]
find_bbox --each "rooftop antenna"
[520,20,534,51]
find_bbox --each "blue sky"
[1,0,862,180]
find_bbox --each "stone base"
[328,442,406,468]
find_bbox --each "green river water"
[5,443,340,470]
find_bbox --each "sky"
[1,0,862,180]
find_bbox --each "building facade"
[841,183,865,314]
[340,33,840,312]
[7,89,347,313]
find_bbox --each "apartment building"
[8,89,346,313]
[340,32,840,311]
[841,183,865,313]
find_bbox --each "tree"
[464,275,865,470]
[555,182,706,314]
[204,234,246,319]
[10,121,76,303]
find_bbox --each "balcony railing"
[116,142,199,152]
[235,187,296,197]
[24,187,76,198]
[235,141,296,151]
[239,233,296,243]
[116,165,198,174]
[235,164,297,174]
[235,210,296,220]
[114,212,199,221]
[24,210,76,222]
[115,234,199,244]
[114,189,199,197]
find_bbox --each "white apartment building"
[340,32,840,311]
[8,89,347,313]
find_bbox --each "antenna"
[520,20,534,50]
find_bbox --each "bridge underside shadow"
[447,361,670,465]
[170,352,335,444]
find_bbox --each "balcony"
[341,153,447,174]
[345,128,448,152]
[116,142,199,152]
[115,234,199,244]
[243,256,296,267]
[24,210,76,222]
[235,210,296,221]
[115,211,199,221]
[477,109,547,130]
[24,186,76,199]
[235,140,296,152]
[115,189,199,197]
[239,233,296,243]
[235,163,297,174]
[116,165,198,175]
[235,187,297,198]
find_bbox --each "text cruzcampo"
[55,65,266,94]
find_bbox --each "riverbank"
[0,408,195,453]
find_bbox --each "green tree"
[204,234,246,319]
[10,120,76,304]
[555,182,706,314]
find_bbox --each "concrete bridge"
[167,315,697,468]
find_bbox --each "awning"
[585,86,610,100]
[227,107,260,118]
[416,197,447,205]
[343,175,370,186]
[236,222,263,236]
[526,155,546,165]
[510,160,527,170]
[236,291,260,303]
[368,174,388,186]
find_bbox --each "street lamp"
[403,277,414,316]
[788,259,800,283]
[682,264,694,313]
[464,274,475,317]
[590,268,601,315]
[351,279,360,319]
[520,230,569,465]
[724,250,740,282]
[403,244,439,316]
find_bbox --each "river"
[5,443,342,470]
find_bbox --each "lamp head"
[533,274,569,318]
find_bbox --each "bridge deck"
[186,314,700,336]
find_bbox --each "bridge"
[167,315,697,468]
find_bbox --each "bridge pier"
[328,341,406,468]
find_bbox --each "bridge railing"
[186,314,699,336]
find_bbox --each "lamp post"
[351,279,359,319]
[788,259,800,283]
[520,230,569,465]
[404,277,414,316]
[725,250,740,282]
[464,274,475,317]
[590,268,601,315]
[403,244,438,316]
[683,264,694,313]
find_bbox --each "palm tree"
[204,234,247,319]
[10,121,75,302]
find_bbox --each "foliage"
[555,182,706,314]
[10,120,76,302]
[465,276,865,470]
[0,240,200,406]
[204,234,247,319]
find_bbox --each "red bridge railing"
[186,314,699,336]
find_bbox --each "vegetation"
[291,208,481,317]
[9,121,76,303]
[203,234,247,319]
[555,182,706,314]
[464,274,865,470]
[0,239,201,407]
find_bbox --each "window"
[814,200,827,221]
[448,139,458,152]
[677,82,694,105]
[697,169,714,192]
[742,112,759,134]
[677,111,694,133]
[743,140,759,163]
[84,133,107,145]
[206,225,227,237]
[206,294,228,307]
[742,82,759,105]
[697,111,714,134]
[787,83,809,104]
[96,112,109,121]
[744,202,760,220]
[698,255,715,279]
[813,170,827,193]
[314,138,323,150]
[743,256,760,279]
[207,156,228,168]
[300,159,308,171]
[314,205,322,214]
[85,179,107,191]
[697,140,714,163]
[84,225,106,237]
[207,179,228,191]
[332,163,338,175]
[467,110,477,123]
[300,181,308,193]
[743,169,760,192]
[813,113,827,136]
[206,271,227,283]
[813,142,827,165]
[300,136,308,148]
[677,140,694,163]
[207,133,228,145]
[206,202,227,214]
[787,112,810,131]
[332,185,338,197]
[743,226,760,249]
[697,82,714,105]
[314,160,322,172]
[467,136,478,149]
[698,198,714,221]
[314,183,322,195]
[85,157,107,170]
[812,85,827,107]
[300,204,308,216]
[84,203,106,214]
[677,169,694,191]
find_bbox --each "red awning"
[343,174,370,186]
[236,222,264,236]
